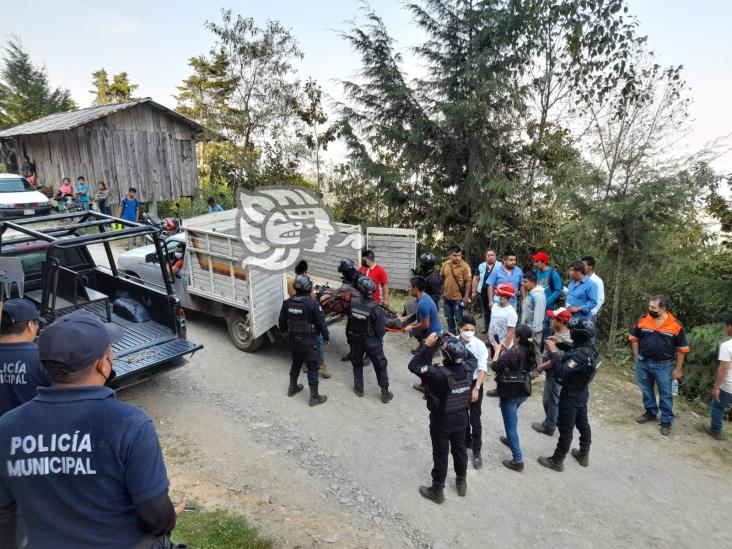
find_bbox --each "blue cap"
[39,310,124,371]
[3,299,39,323]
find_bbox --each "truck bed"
[62,301,201,388]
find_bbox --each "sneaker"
[418,485,444,504]
[472,452,482,469]
[636,411,657,424]
[456,477,467,497]
[319,364,331,379]
[703,425,723,441]
[537,456,564,472]
[660,423,671,436]
[531,422,555,436]
[380,390,394,403]
[502,459,524,472]
[571,448,589,467]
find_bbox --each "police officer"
[335,259,368,364]
[279,274,329,407]
[412,252,442,308]
[409,332,472,504]
[537,317,599,471]
[0,299,50,417]
[349,276,393,403]
[0,309,185,548]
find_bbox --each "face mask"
[648,310,660,318]
[175,252,183,259]
[461,330,475,341]
[361,259,368,268]
[493,295,500,304]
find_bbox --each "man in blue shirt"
[471,248,500,334]
[207,196,224,213]
[0,310,185,548]
[407,276,443,393]
[531,252,563,340]
[0,299,50,417]
[487,251,524,308]
[565,261,598,319]
[117,187,141,223]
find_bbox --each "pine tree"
[0,39,75,128]
[90,69,138,105]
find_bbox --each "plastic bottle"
[671,379,679,397]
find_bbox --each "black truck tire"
[226,311,263,352]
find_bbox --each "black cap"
[3,299,39,323]
[39,310,124,371]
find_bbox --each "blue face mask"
[493,295,500,304]
[174,251,183,259]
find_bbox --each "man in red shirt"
[359,250,389,307]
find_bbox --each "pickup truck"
[0,211,203,389]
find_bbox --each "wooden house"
[0,98,203,205]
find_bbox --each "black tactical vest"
[439,364,472,414]
[559,346,598,389]
[287,296,315,338]
[349,296,376,337]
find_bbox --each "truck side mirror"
[145,252,158,263]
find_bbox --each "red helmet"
[495,282,516,298]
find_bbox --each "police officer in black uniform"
[409,332,472,504]
[336,259,369,364]
[349,276,393,403]
[412,252,442,308]
[537,317,599,471]
[279,275,329,407]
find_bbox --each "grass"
[173,507,273,549]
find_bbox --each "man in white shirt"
[706,314,732,440]
[459,315,489,469]
[486,282,518,397]
[582,256,605,326]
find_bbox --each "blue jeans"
[710,389,732,433]
[499,396,528,462]
[542,370,562,431]
[79,200,90,211]
[316,334,325,366]
[443,298,464,334]
[635,357,675,424]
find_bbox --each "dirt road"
[120,311,731,549]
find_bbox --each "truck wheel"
[226,311,263,352]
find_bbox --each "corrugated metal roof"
[0,98,205,137]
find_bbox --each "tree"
[0,38,75,128]
[90,69,138,105]
[296,78,338,192]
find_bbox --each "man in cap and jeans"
[0,299,50,417]
[531,252,563,343]
[532,307,573,436]
[0,310,186,548]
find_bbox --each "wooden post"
[149,199,158,218]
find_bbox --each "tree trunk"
[607,236,624,354]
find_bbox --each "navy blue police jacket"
[0,341,51,417]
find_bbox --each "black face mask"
[648,310,661,318]
[361,259,368,268]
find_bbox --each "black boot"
[456,477,467,497]
[380,385,393,403]
[537,455,564,472]
[418,484,444,504]
[287,376,303,397]
[308,384,327,407]
[571,448,589,467]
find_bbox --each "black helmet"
[293,275,313,294]
[338,259,356,275]
[568,317,596,344]
[419,252,437,270]
[355,276,376,296]
[441,336,468,366]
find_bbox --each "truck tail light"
[175,302,187,340]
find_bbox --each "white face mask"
[174,251,183,259]
[461,330,475,341]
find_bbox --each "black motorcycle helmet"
[419,252,437,270]
[568,317,596,345]
[355,276,376,297]
[441,336,468,366]
[293,275,313,294]
[338,259,356,275]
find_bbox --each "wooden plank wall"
[14,104,199,205]
[366,227,417,290]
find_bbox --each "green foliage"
[0,39,75,128]
[90,68,138,105]
[682,324,729,417]
[173,507,272,549]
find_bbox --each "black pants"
[465,379,483,453]
[289,339,319,386]
[351,335,389,390]
[479,289,491,331]
[554,386,591,461]
[429,413,468,488]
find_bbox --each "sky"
[1,0,730,172]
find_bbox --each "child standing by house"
[76,176,90,211]
[117,187,141,223]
